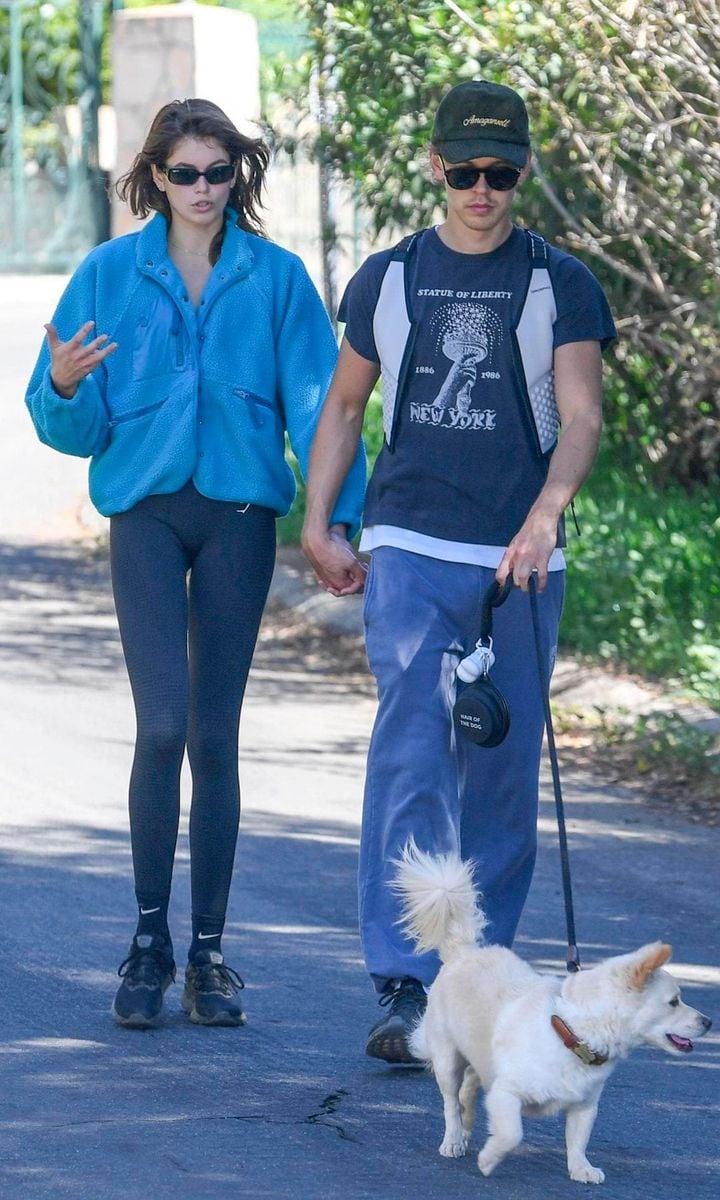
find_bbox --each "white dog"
[393,841,712,1185]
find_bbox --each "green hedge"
[562,451,719,708]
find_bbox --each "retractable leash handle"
[479,573,515,640]
[528,573,581,973]
[456,575,515,684]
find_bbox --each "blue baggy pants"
[359,546,564,991]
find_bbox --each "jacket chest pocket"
[132,300,187,380]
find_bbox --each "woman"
[26,99,364,1029]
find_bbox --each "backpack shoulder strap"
[525,227,549,266]
[390,232,419,261]
[380,227,429,322]
[373,229,428,447]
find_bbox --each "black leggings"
[110,481,276,923]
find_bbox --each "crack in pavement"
[305,1089,356,1142]
[30,1097,357,1143]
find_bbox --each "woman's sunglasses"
[162,163,236,187]
[442,162,521,192]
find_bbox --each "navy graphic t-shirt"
[339,226,615,546]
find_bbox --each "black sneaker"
[182,950,246,1026]
[366,978,427,1063]
[112,934,176,1029]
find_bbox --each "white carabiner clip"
[456,636,495,684]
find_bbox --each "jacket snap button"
[145,260,153,267]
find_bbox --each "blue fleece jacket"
[25,210,365,532]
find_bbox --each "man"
[302,80,616,1063]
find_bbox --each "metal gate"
[0,0,107,272]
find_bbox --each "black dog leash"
[454,574,582,973]
[528,574,581,973]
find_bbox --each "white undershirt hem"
[358,524,566,571]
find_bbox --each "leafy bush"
[563,450,720,708]
[284,0,720,487]
[552,704,720,816]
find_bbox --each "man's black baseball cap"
[432,80,530,168]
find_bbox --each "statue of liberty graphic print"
[411,303,504,430]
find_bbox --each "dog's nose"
[701,1016,712,1032]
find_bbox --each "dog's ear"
[627,942,672,991]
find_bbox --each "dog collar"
[551,1015,609,1066]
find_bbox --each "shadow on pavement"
[1,806,717,1199]
[1,541,718,1198]
[0,540,121,684]
[0,539,371,702]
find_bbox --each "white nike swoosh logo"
[139,906,161,915]
[198,932,219,940]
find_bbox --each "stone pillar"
[110,1,260,237]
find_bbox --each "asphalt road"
[0,279,718,1199]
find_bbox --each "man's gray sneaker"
[182,950,246,1026]
[112,934,176,1028]
[366,978,427,1063]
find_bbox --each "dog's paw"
[439,1132,469,1158]
[569,1163,605,1185]
[477,1149,500,1177]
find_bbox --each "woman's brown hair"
[115,98,270,259]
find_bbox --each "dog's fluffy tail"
[391,839,487,963]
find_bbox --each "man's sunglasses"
[442,162,521,192]
[162,163,235,186]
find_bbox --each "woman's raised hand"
[44,321,118,399]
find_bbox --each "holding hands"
[302,523,367,597]
[45,321,118,399]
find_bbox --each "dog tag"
[573,1042,598,1066]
